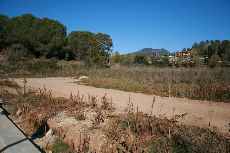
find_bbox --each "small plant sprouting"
[92,108,105,127]
[101,94,113,110]
[77,132,90,153]
[23,77,27,96]
[75,110,86,121]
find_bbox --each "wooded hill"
[0,14,113,65]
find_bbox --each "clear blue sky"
[0,0,230,53]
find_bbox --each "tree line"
[111,40,230,67]
[192,40,230,62]
[0,14,113,65]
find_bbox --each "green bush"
[134,55,149,65]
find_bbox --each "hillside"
[128,48,170,56]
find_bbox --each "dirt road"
[15,77,230,133]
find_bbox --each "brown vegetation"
[0,79,230,153]
[1,59,230,102]
[78,66,230,102]
[0,78,20,88]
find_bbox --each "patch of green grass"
[52,139,70,153]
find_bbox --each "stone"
[78,76,89,81]
[34,129,57,151]
[16,108,22,117]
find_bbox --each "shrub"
[5,44,31,63]
[52,139,71,153]
[209,54,221,68]
[134,55,149,65]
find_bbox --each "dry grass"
[80,66,230,102]
[0,79,20,88]
[102,103,230,153]
[92,108,105,127]
[1,79,230,153]
[7,87,113,135]
[1,60,230,101]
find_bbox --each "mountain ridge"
[127,48,170,56]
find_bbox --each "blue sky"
[0,0,230,53]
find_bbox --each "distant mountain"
[128,48,169,56]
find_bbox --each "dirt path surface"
[15,77,230,133]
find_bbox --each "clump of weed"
[88,95,98,108]
[52,138,72,153]
[74,110,86,121]
[102,102,230,153]
[92,108,105,128]
[101,94,113,111]
[76,132,90,153]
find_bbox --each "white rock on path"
[78,76,89,81]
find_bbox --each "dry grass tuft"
[101,103,230,153]
[100,94,113,111]
[76,132,90,153]
[92,108,105,128]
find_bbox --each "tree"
[4,14,66,58]
[208,54,221,68]
[6,14,37,50]
[182,48,186,52]
[120,55,134,65]
[0,14,113,64]
[94,33,113,63]
[191,40,230,63]
[192,42,199,48]
[111,51,122,63]
[67,31,113,65]
[67,31,94,60]
[5,44,30,63]
[35,17,66,57]
[134,55,148,65]
[0,15,10,49]
[95,33,113,52]
[222,40,230,62]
